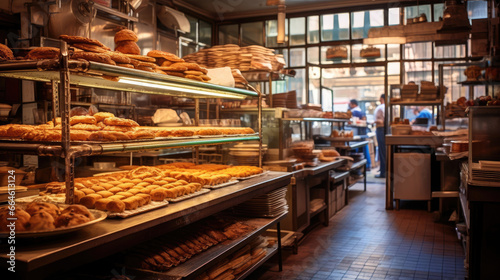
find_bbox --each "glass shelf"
[0,60,258,100]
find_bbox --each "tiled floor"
[251,173,466,280]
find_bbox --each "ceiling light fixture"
[277,3,286,44]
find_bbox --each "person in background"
[412,106,433,125]
[348,99,366,120]
[348,99,371,171]
[374,94,386,178]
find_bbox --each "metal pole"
[60,41,74,205]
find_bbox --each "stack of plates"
[286,90,298,109]
[229,143,267,166]
[472,161,500,183]
[271,92,287,108]
[233,187,288,217]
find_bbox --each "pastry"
[28,210,55,231]
[106,200,126,213]
[117,63,135,68]
[72,43,108,53]
[124,54,157,63]
[95,198,112,211]
[103,117,139,127]
[62,204,95,219]
[106,51,132,64]
[71,51,116,65]
[147,50,184,62]
[25,202,61,219]
[150,188,167,201]
[0,208,30,232]
[0,43,14,61]
[101,125,135,132]
[122,197,139,210]
[59,35,106,48]
[25,47,60,60]
[54,212,90,227]
[185,75,204,82]
[70,115,96,125]
[73,190,86,203]
[159,65,188,71]
[102,75,120,82]
[70,130,91,141]
[71,123,102,131]
[165,71,185,78]
[184,70,204,76]
[170,62,203,71]
[136,65,154,72]
[126,130,155,140]
[115,29,139,43]
[6,125,34,138]
[79,193,103,209]
[93,112,115,122]
[115,41,141,55]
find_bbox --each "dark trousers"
[376,127,386,176]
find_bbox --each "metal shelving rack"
[0,42,263,204]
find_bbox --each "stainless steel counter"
[0,171,291,279]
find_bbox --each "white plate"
[0,208,106,238]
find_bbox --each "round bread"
[170,62,203,71]
[0,43,14,60]
[115,41,141,55]
[28,210,56,231]
[165,71,185,78]
[0,208,30,231]
[70,115,96,126]
[128,59,141,68]
[103,117,139,127]
[154,69,167,75]
[71,52,116,65]
[159,65,188,71]
[105,51,131,64]
[136,65,154,72]
[184,70,204,76]
[160,60,173,67]
[147,50,184,62]
[124,53,156,63]
[93,112,115,122]
[137,61,158,68]
[25,202,61,219]
[54,212,90,227]
[106,199,126,212]
[25,47,60,60]
[72,43,108,53]
[59,35,105,48]
[115,29,139,43]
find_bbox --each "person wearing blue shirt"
[412,106,433,125]
[348,99,372,171]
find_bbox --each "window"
[405,5,431,24]
[308,16,320,44]
[468,1,488,20]
[351,10,384,39]
[434,44,466,59]
[289,48,306,67]
[179,16,212,56]
[241,22,264,46]
[389,7,400,25]
[307,47,319,65]
[287,69,306,104]
[290,17,306,46]
[404,42,432,60]
[404,61,433,83]
[199,20,212,46]
[219,24,238,45]
[434,3,445,22]
[321,13,350,41]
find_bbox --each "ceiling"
[173,0,410,21]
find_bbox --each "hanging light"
[277,4,286,44]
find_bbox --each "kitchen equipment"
[48,0,96,38]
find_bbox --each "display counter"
[0,171,291,279]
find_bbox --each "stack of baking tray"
[232,187,288,217]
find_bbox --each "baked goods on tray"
[0,202,95,232]
[0,43,14,61]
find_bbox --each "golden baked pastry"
[185,75,204,82]
[72,43,108,53]
[71,123,102,131]
[136,65,154,72]
[165,71,185,78]
[106,51,131,64]
[101,125,135,132]
[137,61,158,69]
[126,130,155,140]
[61,204,95,219]
[154,69,167,74]
[159,65,188,71]
[71,51,116,65]
[94,198,112,211]
[184,70,204,76]
[59,35,106,48]
[0,43,14,61]
[147,50,184,62]
[115,29,139,43]
[170,62,203,71]
[115,41,141,55]
[26,47,60,60]
[73,190,86,203]
[7,125,34,137]
[200,75,211,81]
[124,54,156,63]
[93,112,115,122]
[70,115,96,125]
[102,75,120,82]
[28,210,55,231]
[25,202,61,219]
[103,117,139,127]
[159,59,173,67]
[117,63,135,69]
[106,200,126,212]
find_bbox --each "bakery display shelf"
[108,201,170,219]
[0,135,260,156]
[234,246,277,280]
[390,100,443,106]
[331,140,369,150]
[203,180,239,190]
[0,172,291,279]
[166,188,211,203]
[281,117,349,123]
[0,60,257,100]
[385,135,443,147]
[128,213,286,280]
[303,159,346,176]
